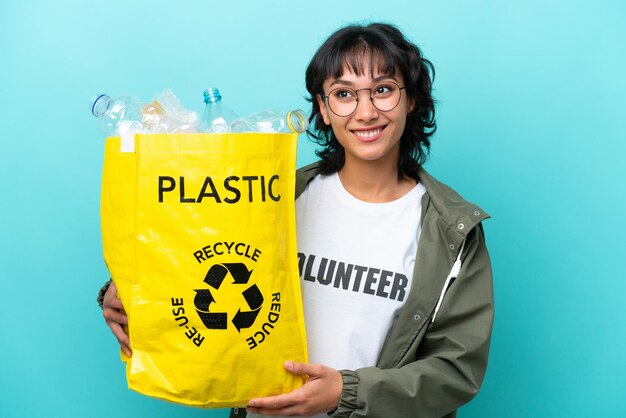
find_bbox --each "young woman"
[100,22,494,418]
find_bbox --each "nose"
[353,91,378,122]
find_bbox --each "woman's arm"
[334,225,494,418]
[246,226,493,417]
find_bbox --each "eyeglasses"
[322,81,406,117]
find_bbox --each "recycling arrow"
[203,263,253,288]
[232,284,264,332]
[194,288,215,310]
[224,263,253,284]
[194,262,263,331]
[194,288,227,329]
[203,264,228,289]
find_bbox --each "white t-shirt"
[249,172,425,418]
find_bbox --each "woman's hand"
[247,361,342,416]
[102,281,131,356]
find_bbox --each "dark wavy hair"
[305,22,436,180]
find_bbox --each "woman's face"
[316,65,414,170]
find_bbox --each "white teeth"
[353,128,382,138]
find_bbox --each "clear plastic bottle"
[200,88,238,133]
[90,94,144,137]
[229,109,309,134]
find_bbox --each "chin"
[348,149,396,164]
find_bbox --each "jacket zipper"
[431,239,466,324]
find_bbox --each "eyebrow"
[328,75,399,89]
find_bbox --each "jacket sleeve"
[97,279,112,309]
[332,226,494,418]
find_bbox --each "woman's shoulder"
[295,162,323,199]
[417,166,490,231]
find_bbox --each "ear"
[408,97,416,113]
[316,94,331,125]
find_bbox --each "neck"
[338,157,416,203]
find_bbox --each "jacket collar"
[295,162,489,238]
[416,167,489,237]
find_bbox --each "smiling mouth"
[352,126,385,139]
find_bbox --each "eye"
[373,84,394,97]
[332,89,356,101]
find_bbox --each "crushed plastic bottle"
[141,100,166,132]
[145,89,199,133]
[90,94,144,137]
[200,88,238,133]
[229,109,309,133]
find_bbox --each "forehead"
[323,64,402,89]
[322,48,401,85]
[341,50,395,77]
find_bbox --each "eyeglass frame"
[321,81,407,117]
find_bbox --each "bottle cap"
[203,88,222,104]
[91,94,111,117]
[286,109,309,133]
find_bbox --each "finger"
[108,321,132,356]
[284,361,320,377]
[107,320,131,348]
[246,405,304,416]
[104,295,125,311]
[103,308,128,325]
[107,281,118,296]
[248,392,299,411]
[120,343,132,357]
[103,282,124,309]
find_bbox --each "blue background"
[1,0,625,417]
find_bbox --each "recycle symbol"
[194,263,264,332]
